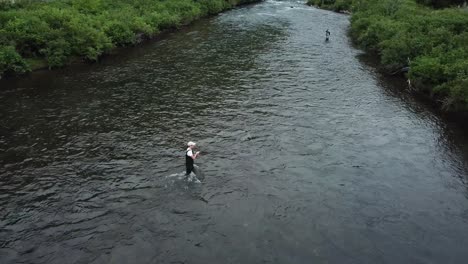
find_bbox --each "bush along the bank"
[309,0,468,111]
[307,0,352,12]
[0,0,259,79]
[351,0,468,111]
[0,45,30,75]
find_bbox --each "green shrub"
[0,45,30,77]
[411,56,447,83]
[198,0,229,15]
[3,14,50,56]
[40,38,71,68]
[104,20,136,45]
[333,0,352,11]
[307,0,352,11]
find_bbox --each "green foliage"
[2,14,50,56]
[307,0,352,12]
[349,0,468,111]
[333,0,353,11]
[0,45,30,77]
[41,37,71,68]
[411,56,447,83]
[0,0,260,77]
[198,0,230,15]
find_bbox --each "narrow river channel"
[1,0,468,263]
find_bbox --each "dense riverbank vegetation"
[308,0,468,111]
[0,0,259,78]
[307,0,352,12]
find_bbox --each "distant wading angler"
[186,141,200,176]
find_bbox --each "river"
[1,0,468,263]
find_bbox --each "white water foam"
[165,172,202,184]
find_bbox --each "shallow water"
[1,1,468,263]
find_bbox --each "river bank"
[0,0,261,79]
[307,0,468,113]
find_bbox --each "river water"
[1,1,468,263]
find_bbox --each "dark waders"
[186,150,194,175]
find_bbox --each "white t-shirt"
[186,148,193,157]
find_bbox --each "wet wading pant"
[186,151,194,175]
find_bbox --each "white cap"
[187,141,196,147]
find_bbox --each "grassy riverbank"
[0,0,260,78]
[308,0,468,112]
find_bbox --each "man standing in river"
[186,141,200,176]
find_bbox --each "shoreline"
[357,52,468,123]
[0,0,263,80]
[306,0,468,115]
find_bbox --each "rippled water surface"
[1,1,468,263]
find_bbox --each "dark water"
[1,1,468,263]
